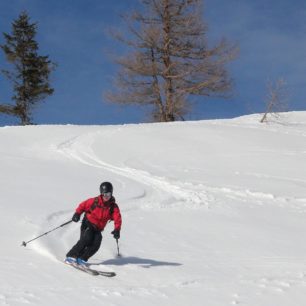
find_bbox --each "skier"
[65,182,122,265]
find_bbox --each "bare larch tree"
[260,78,289,123]
[107,0,237,122]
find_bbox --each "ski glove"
[72,212,80,222]
[111,229,120,239]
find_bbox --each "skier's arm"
[71,199,92,222]
[75,198,94,215]
[112,206,122,231]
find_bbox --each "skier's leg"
[79,231,102,261]
[66,226,95,258]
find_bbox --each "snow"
[1,111,306,306]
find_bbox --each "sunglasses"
[102,192,112,198]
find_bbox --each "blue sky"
[0,0,305,125]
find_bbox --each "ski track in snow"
[54,130,306,213]
[56,131,213,210]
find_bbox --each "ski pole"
[116,238,121,257]
[21,220,73,247]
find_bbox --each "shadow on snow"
[93,256,182,268]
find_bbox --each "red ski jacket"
[75,195,122,231]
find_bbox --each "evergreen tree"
[107,0,238,122]
[0,11,55,125]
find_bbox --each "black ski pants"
[66,217,102,261]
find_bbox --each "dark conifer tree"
[0,11,55,125]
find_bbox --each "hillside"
[1,112,306,306]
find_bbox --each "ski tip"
[99,271,116,277]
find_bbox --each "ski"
[65,262,116,277]
[68,262,99,275]
[96,270,116,277]
[85,261,117,277]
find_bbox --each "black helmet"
[100,182,113,195]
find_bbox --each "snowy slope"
[1,112,306,306]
